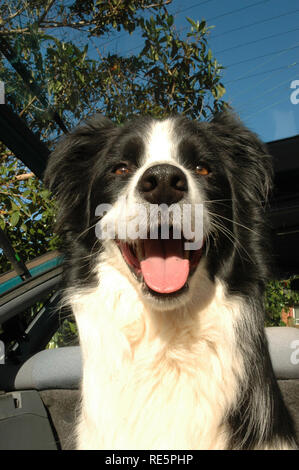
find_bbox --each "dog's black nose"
[138,164,188,204]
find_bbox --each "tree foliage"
[0,145,60,273]
[265,277,299,326]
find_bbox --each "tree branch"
[0,27,30,35]
[36,0,56,26]
[19,96,38,117]
[0,5,27,26]
[143,0,172,8]
[15,173,34,181]
[0,0,173,36]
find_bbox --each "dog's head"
[45,112,272,307]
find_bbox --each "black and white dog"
[45,112,297,450]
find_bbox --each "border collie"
[45,112,297,450]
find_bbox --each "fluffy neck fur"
[69,251,245,450]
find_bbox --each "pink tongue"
[140,239,190,294]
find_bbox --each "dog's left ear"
[44,114,116,235]
[211,111,273,203]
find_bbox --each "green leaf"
[186,17,197,28]
[10,200,20,212]
[10,211,20,227]
[167,15,174,27]
[215,83,226,99]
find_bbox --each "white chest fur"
[69,262,244,450]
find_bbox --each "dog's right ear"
[44,114,116,235]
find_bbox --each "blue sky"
[4,0,298,143]
[93,0,299,143]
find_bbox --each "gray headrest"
[13,347,82,390]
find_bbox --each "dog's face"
[45,112,272,307]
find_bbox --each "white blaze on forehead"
[144,119,178,165]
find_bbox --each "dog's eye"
[113,164,131,176]
[195,165,210,176]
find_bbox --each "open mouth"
[116,231,203,297]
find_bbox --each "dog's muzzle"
[114,164,203,297]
